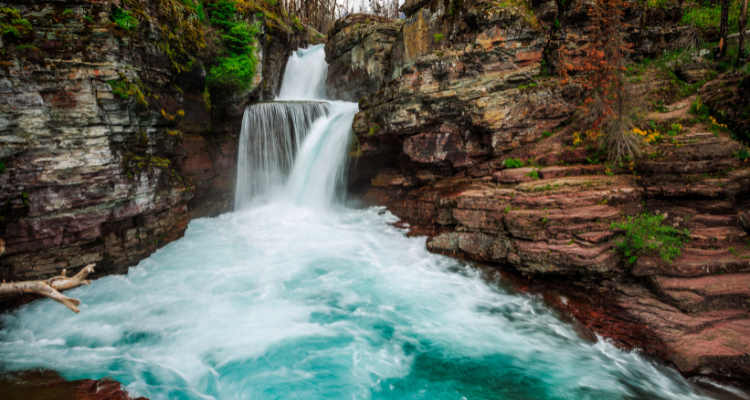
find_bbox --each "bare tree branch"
[0,264,96,313]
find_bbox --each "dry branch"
[0,264,95,313]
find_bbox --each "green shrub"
[433,33,445,43]
[207,54,259,93]
[611,213,690,263]
[690,96,710,122]
[527,169,539,180]
[736,148,750,160]
[181,0,205,21]
[0,160,5,173]
[504,158,525,168]
[542,131,553,138]
[113,7,138,30]
[222,21,260,55]
[62,9,74,17]
[208,0,237,30]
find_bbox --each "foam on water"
[0,205,729,400]
[0,44,742,400]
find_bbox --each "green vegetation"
[0,160,5,173]
[368,123,381,136]
[504,158,525,168]
[180,0,205,21]
[611,213,690,263]
[205,1,261,94]
[433,33,445,43]
[107,78,149,108]
[527,169,539,180]
[113,7,138,30]
[0,7,31,39]
[682,0,741,34]
[207,54,258,93]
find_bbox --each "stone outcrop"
[328,0,750,383]
[1,369,146,400]
[325,14,402,102]
[0,1,310,296]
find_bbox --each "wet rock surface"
[0,2,308,297]
[329,0,750,383]
[325,14,402,102]
[0,369,146,400]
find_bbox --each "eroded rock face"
[325,14,403,102]
[0,369,147,400]
[332,0,750,382]
[0,2,308,289]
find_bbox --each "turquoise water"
[0,204,738,400]
[0,44,743,400]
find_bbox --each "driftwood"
[0,264,96,313]
[728,29,750,40]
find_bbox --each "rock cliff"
[0,0,311,298]
[328,0,750,384]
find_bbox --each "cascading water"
[0,45,745,400]
[234,101,331,209]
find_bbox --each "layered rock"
[325,14,402,101]
[329,0,750,382]
[0,1,310,292]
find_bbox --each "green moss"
[368,123,381,136]
[0,8,31,40]
[107,78,148,108]
[433,33,444,43]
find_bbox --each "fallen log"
[0,264,96,313]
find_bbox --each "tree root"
[0,264,96,313]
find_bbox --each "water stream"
[0,45,744,400]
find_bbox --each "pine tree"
[559,0,638,161]
[739,0,748,66]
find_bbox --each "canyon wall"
[0,0,310,293]
[329,0,750,383]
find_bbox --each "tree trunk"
[739,0,749,65]
[718,0,731,59]
[0,264,96,313]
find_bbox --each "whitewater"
[0,45,742,400]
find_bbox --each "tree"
[718,0,731,59]
[739,0,749,65]
[559,0,638,161]
[0,265,96,313]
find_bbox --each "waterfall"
[234,101,331,209]
[0,44,732,400]
[235,44,358,210]
[277,45,328,101]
